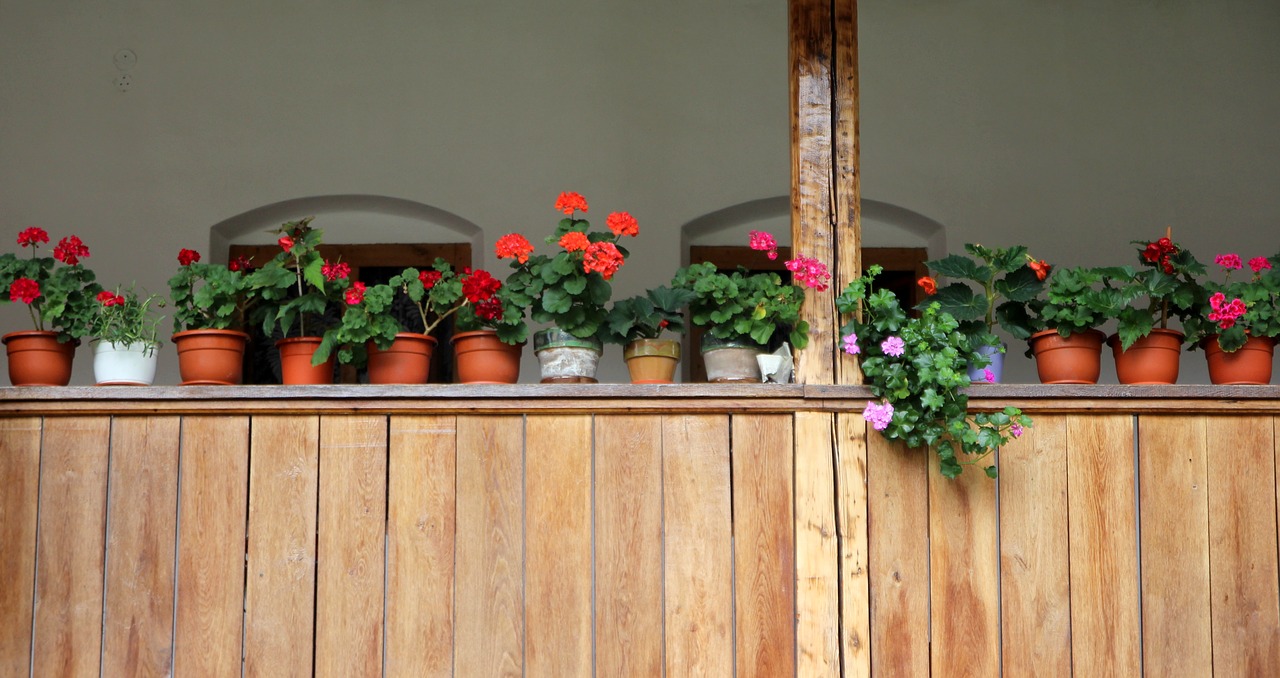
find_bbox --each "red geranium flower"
[785,255,831,291]
[749,230,779,260]
[9,278,40,304]
[419,270,442,289]
[461,269,501,303]
[344,281,366,305]
[918,276,938,295]
[1215,253,1243,271]
[278,234,294,253]
[52,235,90,265]
[473,296,503,321]
[558,231,590,252]
[321,260,350,281]
[178,248,201,266]
[582,241,624,280]
[17,227,48,248]
[228,255,252,272]
[1028,259,1051,281]
[554,191,589,215]
[605,212,639,237]
[1249,256,1273,274]
[495,233,534,264]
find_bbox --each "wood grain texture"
[174,416,251,677]
[31,416,111,678]
[795,412,839,676]
[833,0,862,387]
[315,415,387,677]
[1206,416,1280,676]
[662,415,733,677]
[732,414,796,678]
[835,414,870,678]
[525,415,592,677]
[454,415,524,678]
[928,446,999,678]
[0,417,41,677]
[790,0,836,384]
[243,415,320,677]
[596,415,664,677]
[101,416,181,678]
[1067,414,1140,676]
[999,414,1071,675]
[1138,415,1211,676]
[386,415,456,677]
[867,433,929,678]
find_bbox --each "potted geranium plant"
[1104,233,1206,384]
[837,264,1031,478]
[1025,266,1126,384]
[497,191,637,383]
[87,285,165,386]
[602,285,697,383]
[247,217,352,384]
[1182,251,1280,384]
[168,248,255,385]
[314,260,510,384]
[670,230,828,382]
[919,243,1048,383]
[451,283,528,384]
[0,227,102,386]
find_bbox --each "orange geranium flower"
[558,231,590,252]
[495,233,535,264]
[917,276,937,295]
[582,241,624,280]
[605,211,638,237]
[1028,259,1051,281]
[554,191,589,215]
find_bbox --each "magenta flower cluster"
[862,400,894,431]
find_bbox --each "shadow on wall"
[208,195,484,261]
[679,195,947,261]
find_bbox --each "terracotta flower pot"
[1108,328,1183,385]
[1203,334,1275,385]
[367,333,437,384]
[173,329,249,385]
[624,338,681,384]
[533,328,602,384]
[275,337,334,385]
[452,330,523,384]
[3,330,77,386]
[1028,328,1106,384]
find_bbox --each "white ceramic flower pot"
[93,341,159,386]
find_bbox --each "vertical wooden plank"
[0,417,41,678]
[596,415,664,677]
[790,0,837,384]
[732,414,796,678]
[928,444,999,677]
[835,414,870,678]
[833,0,862,387]
[663,414,733,677]
[315,415,388,677]
[101,416,181,677]
[1207,415,1280,675]
[454,415,523,678]
[867,433,929,677]
[31,416,111,677]
[795,412,839,676]
[1067,414,1140,676]
[386,415,456,678]
[174,416,251,677]
[999,414,1071,675]
[525,415,592,677]
[1139,415,1212,675]
[243,415,320,677]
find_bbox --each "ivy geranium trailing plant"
[496,191,637,340]
[0,226,102,341]
[837,265,1032,479]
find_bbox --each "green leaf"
[929,284,986,322]
[928,254,986,281]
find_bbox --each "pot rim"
[172,328,250,341]
[2,329,79,346]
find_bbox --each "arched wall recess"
[680,195,947,263]
[209,194,484,263]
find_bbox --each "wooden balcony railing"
[2,385,1278,676]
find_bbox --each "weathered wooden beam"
[791,0,860,386]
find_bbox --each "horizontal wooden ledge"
[1,383,1278,415]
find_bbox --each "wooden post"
[791,0,860,386]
